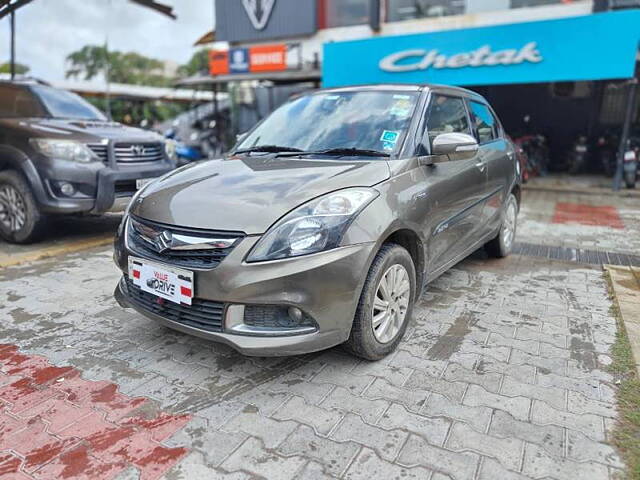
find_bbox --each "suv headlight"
[247,187,378,262]
[30,139,99,163]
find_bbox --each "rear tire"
[486,193,518,258]
[0,170,47,244]
[624,171,637,189]
[344,244,416,361]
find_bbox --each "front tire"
[0,170,47,244]
[344,244,416,360]
[486,193,518,258]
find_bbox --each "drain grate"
[513,242,640,267]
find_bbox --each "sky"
[0,0,214,82]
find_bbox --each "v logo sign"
[242,0,276,31]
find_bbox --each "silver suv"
[114,84,520,360]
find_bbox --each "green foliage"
[0,62,29,74]
[66,45,172,87]
[605,271,640,480]
[178,49,211,77]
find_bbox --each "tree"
[0,62,29,75]
[66,45,171,87]
[177,49,211,77]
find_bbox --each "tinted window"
[469,101,498,143]
[325,0,370,27]
[31,85,106,121]
[425,95,471,146]
[387,0,465,22]
[0,86,44,118]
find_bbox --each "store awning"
[323,10,640,88]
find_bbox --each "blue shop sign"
[229,48,250,74]
[323,10,640,87]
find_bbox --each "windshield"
[237,91,419,156]
[31,85,106,121]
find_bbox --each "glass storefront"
[386,0,583,22]
[325,0,371,27]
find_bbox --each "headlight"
[164,139,178,163]
[247,187,378,262]
[30,139,99,163]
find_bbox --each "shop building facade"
[208,0,640,169]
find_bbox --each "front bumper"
[114,234,377,356]
[30,152,173,215]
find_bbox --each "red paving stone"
[0,345,190,479]
[552,202,624,229]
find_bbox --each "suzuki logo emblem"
[154,231,173,253]
[242,0,275,30]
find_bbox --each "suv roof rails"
[0,76,51,86]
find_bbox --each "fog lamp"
[59,182,75,196]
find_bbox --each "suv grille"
[87,142,164,164]
[88,144,108,163]
[124,276,224,333]
[126,216,243,269]
[115,143,163,164]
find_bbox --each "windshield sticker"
[393,94,411,100]
[380,130,400,143]
[382,141,396,151]
[325,95,341,100]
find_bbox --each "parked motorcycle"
[623,137,638,189]
[595,131,618,177]
[567,135,589,174]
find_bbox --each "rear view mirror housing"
[431,133,479,161]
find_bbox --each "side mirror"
[432,133,479,161]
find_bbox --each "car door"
[421,93,489,275]
[467,100,514,236]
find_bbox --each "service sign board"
[209,44,298,76]
[215,0,317,43]
[323,10,640,88]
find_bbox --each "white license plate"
[136,177,157,189]
[128,257,194,305]
[624,151,637,162]
[575,145,588,153]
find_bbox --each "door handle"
[475,161,487,171]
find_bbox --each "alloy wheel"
[501,198,517,251]
[372,264,411,344]
[0,185,27,232]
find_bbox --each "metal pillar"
[10,11,15,79]
[613,77,638,191]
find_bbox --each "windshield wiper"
[234,145,304,154]
[316,148,391,157]
[277,147,391,158]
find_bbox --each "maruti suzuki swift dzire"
[114,84,520,360]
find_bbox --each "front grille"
[115,143,164,164]
[124,276,224,333]
[127,216,243,269]
[88,144,108,163]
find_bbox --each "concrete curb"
[605,264,640,376]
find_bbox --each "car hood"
[2,118,163,142]
[130,155,391,234]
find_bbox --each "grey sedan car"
[114,84,520,360]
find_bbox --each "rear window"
[469,101,498,144]
[0,85,44,118]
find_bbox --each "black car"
[0,80,177,243]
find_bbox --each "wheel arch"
[380,228,426,291]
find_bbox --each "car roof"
[318,83,486,101]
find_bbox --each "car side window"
[469,101,498,144]
[425,95,471,148]
[0,86,43,118]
